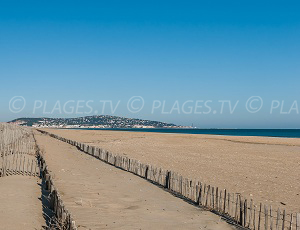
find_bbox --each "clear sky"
[1,1,299,128]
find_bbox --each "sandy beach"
[0,176,45,230]
[34,130,235,230]
[41,128,300,214]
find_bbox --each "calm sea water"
[77,128,300,138]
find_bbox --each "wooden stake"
[282,210,286,230]
[216,187,219,211]
[258,203,262,230]
[249,199,253,228]
[30,159,34,176]
[205,185,210,207]
[235,194,239,220]
[253,205,256,230]
[290,213,293,230]
[223,189,227,213]
[240,197,243,226]
[296,213,300,230]
[203,184,207,206]
[211,186,215,209]
[265,204,268,230]
[244,199,247,227]
[228,192,231,216]
[276,208,281,230]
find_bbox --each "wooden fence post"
[258,203,262,230]
[228,192,231,216]
[249,199,253,229]
[211,186,215,209]
[282,210,286,230]
[270,205,273,230]
[223,189,227,213]
[244,199,247,227]
[165,171,170,189]
[265,204,268,230]
[296,213,300,230]
[276,208,281,230]
[253,205,256,230]
[216,187,219,211]
[239,197,243,226]
[290,214,293,230]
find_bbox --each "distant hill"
[8,115,183,128]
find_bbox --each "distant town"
[9,115,191,129]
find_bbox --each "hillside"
[9,115,182,128]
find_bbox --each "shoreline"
[34,127,300,139]
[46,127,300,146]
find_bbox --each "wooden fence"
[0,123,39,177]
[0,124,77,230]
[0,153,39,177]
[38,152,77,230]
[38,129,300,230]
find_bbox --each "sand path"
[41,129,300,214]
[34,131,235,230]
[0,176,45,230]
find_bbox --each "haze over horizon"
[1,1,299,128]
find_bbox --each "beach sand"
[0,176,45,230]
[41,128,300,214]
[34,130,235,230]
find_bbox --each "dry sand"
[41,128,300,214]
[0,176,45,230]
[34,131,236,230]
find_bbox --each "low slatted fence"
[0,123,39,177]
[0,153,39,177]
[38,129,300,230]
[0,123,77,230]
[38,153,77,230]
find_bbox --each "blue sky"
[0,1,299,128]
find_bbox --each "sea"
[76,128,300,138]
